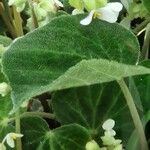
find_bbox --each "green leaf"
[133,60,150,113]
[2,15,140,112]
[142,0,150,12]
[0,35,12,47]
[21,116,90,150]
[0,95,12,120]
[52,82,134,144]
[0,68,12,120]
[49,59,150,91]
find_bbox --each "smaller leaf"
[52,82,134,144]
[21,116,91,150]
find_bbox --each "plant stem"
[117,79,148,150]
[9,111,55,123]
[21,111,55,119]
[140,23,150,60]
[15,110,22,150]
[13,6,24,36]
[0,2,17,38]
[133,17,150,35]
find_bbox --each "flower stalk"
[15,110,23,150]
[117,79,148,150]
[140,23,150,60]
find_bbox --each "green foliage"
[21,116,91,150]
[49,59,150,91]
[0,67,12,121]
[0,125,15,150]
[2,15,141,112]
[134,60,150,113]
[52,82,134,144]
[142,0,150,12]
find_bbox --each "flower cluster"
[8,0,63,29]
[8,0,63,13]
[101,119,123,149]
[69,0,123,25]
[0,133,23,149]
[85,119,123,150]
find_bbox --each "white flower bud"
[102,119,115,131]
[85,140,100,150]
[0,82,11,97]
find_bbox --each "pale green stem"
[117,79,148,150]
[140,23,150,60]
[133,17,150,35]
[9,112,55,123]
[15,110,22,150]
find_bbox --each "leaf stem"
[15,110,23,150]
[140,23,150,60]
[117,79,148,150]
[133,17,150,35]
[9,111,55,123]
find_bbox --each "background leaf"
[133,60,150,113]
[142,0,150,12]
[21,116,90,150]
[52,82,134,144]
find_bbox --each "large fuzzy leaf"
[49,59,150,91]
[2,15,140,112]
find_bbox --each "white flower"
[80,2,123,25]
[101,134,122,146]
[102,119,116,136]
[2,133,23,148]
[101,119,123,149]
[0,82,11,97]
